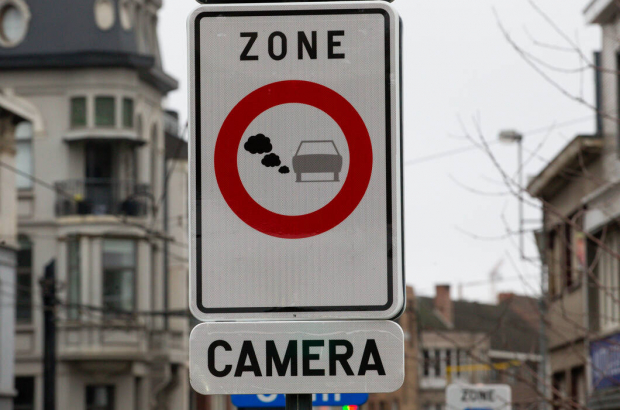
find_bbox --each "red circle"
[214,80,372,239]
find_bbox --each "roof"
[417,296,540,354]
[526,134,602,199]
[0,0,177,93]
[584,0,617,24]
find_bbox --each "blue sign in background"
[232,394,369,408]
[591,332,620,389]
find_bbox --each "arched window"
[15,121,33,189]
[16,235,32,323]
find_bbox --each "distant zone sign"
[446,384,512,410]
[189,2,403,320]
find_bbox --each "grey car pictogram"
[292,140,343,183]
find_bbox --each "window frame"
[66,236,81,320]
[101,238,136,316]
[122,97,134,129]
[70,96,88,128]
[422,349,430,377]
[95,96,116,128]
[86,385,115,410]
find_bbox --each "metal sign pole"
[285,394,312,410]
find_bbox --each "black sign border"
[194,7,403,315]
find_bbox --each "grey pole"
[285,394,312,410]
[41,260,56,410]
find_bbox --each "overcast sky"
[159,1,600,303]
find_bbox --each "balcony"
[55,179,151,217]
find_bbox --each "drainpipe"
[163,154,169,331]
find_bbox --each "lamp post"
[498,129,524,259]
[498,129,547,410]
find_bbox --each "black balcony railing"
[55,179,151,217]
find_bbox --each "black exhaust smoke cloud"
[262,153,281,167]
[244,133,290,175]
[244,133,272,154]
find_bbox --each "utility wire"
[405,115,592,166]
[0,159,188,249]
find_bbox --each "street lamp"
[498,129,524,259]
[499,129,546,410]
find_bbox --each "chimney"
[498,292,515,304]
[434,284,453,326]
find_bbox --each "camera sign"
[190,321,405,394]
[189,2,403,321]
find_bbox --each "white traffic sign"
[189,321,404,394]
[446,384,512,410]
[189,1,403,321]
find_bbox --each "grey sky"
[159,0,600,302]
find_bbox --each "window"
[423,349,430,376]
[67,236,80,320]
[570,366,585,408]
[445,349,452,379]
[122,98,134,128]
[102,239,135,314]
[552,372,566,410]
[71,97,87,128]
[86,385,114,410]
[16,235,32,323]
[119,0,134,31]
[13,376,35,410]
[598,229,620,331]
[563,223,573,288]
[0,1,30,48]
[433,349,441,377]
[95,96,115,127]
[547,230,557,297]
[94,0,115,31]
[15,121,32,189]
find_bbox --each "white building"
[0,1,190,409]
[0,94,27,410]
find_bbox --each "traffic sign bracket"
[285,395,312,410]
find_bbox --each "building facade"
[0,94,29,410]
[366,286,418,410]
[525,1,620,408]
[585,3,620,408]
[0,1,190,409]
[526,133,601,409]
[417,285,541,410]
